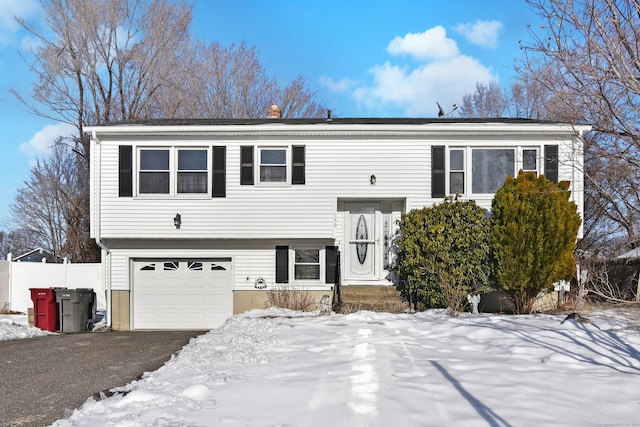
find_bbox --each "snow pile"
[0,314,51,341]
[49,309,640,426]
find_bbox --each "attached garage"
[132,258,233,330]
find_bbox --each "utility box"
[55,288,96,333]
[29,288,65,332]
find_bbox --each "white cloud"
[20,123,76,161]
[319,76,358,93]
[387,26,460,61]
[0,0,41,47]
[345,26,498,117]
[453,20,503,49]
[354,56,496,116]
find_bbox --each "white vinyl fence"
[0,258,104,314]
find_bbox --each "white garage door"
[133,259,233,330]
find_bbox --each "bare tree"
[171,42,326,119]
[459,76,560,120]
[459,81,510,118]
[0,229,39,260]
[8,139,95,262]
[11,1,327,262]
[12,0,193,158]
[276,76,327,118]
[520,0,640,253]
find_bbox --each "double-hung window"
[294,248,321,280]
[139,149,170,194]
[449,149,465,195]
[276,245,337,284]
[177,149,208,194]
[241,145,305,185]
[522,148,538,174]
[137,147,211,196]
[259,147,287,183]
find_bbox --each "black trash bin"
[55,288,96,333]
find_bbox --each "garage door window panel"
[163,261,179,271]
[188,261,203,271]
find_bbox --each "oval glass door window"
[356,214,368,265]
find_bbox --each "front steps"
[336,285,408,314]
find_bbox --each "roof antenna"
[437,102,458,118]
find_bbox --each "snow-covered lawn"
[3,309,640,426]
[0,314,51,341]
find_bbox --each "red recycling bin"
[29,288,64,332]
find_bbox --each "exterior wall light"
[174,213,181,229]
[370,174,376,185]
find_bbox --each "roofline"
[85,118,592,138]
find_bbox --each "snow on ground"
[0,314,51,341]
[44,308,640,427]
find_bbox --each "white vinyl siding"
[91,124,584,240]
[106,241,333,295]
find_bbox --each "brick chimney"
[267,104,282,119]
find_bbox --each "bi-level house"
[86,115,589,330]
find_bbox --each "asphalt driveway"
[0,330,204,427]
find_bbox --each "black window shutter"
[325,246,338,284]
[544,145,559,183]
[212,146,226,197]
[292,145,305,185]
[276,246,289,283]
[240,146,254,185]
[118,145,133,197]
[431,146,445,198]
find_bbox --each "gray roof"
[94,117,576,127]
[617,247,640,259]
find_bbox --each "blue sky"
[0,0,542,227]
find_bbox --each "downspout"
[574,129,584,238]
[91,130,112,327]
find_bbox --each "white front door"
[345,204,378,280]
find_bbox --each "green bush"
[397,197,491,314]
[490,171,581,313]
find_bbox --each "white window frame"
[258,146,289,185]
[521,147,539,174]
[136,146,211,197]
[176,147,210,195]
[138,148,171,195]
[445,146,543,197]
[448,148,465,195]
[290,244,324,283]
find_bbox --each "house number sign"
[254,277,267,289]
